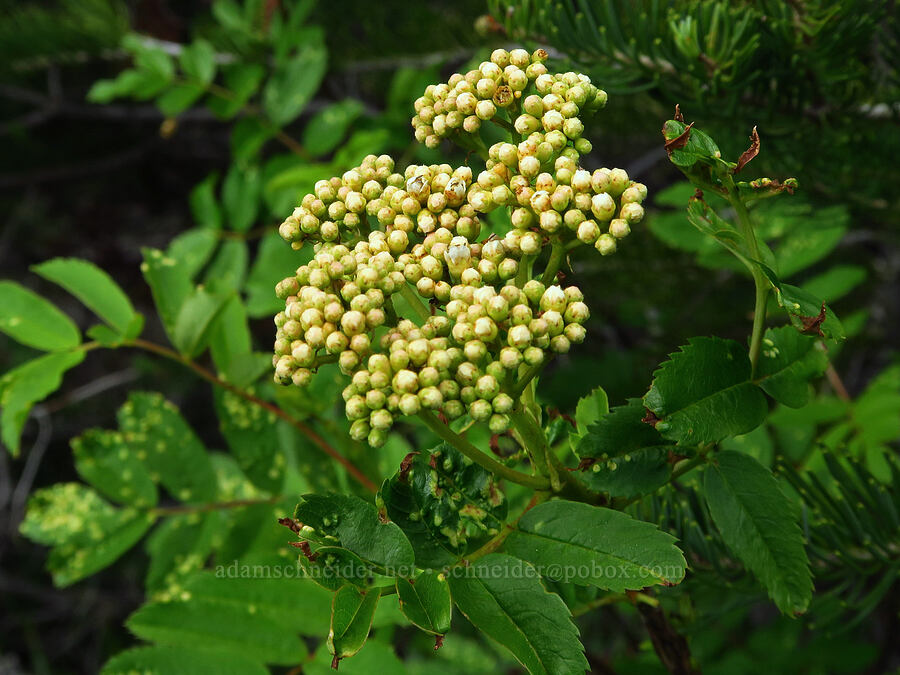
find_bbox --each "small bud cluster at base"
[272,51,650,447]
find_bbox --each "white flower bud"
[591,193,616,221]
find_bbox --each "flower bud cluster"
[272,51,650,447]
[278,156,490,250]
[411,48,605,157]
[336,280,589,446]
[486,154,647,256]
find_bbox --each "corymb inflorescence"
[272,48,646,447]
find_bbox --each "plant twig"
[124,339,378,493]
[151,496,280,516]
[634,598,700,675]
[726,178,768,377]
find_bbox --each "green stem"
[417,410,550,490]
[489,116,517,136]
[152,496,280,517]
[726,179,769,377]
[541,239,565,285]
[516,254,535,288]
[509,405,560,489]
[399,283,431,323]
[508,362,545,399]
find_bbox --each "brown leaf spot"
[800,303,827,337]
[663,122,694,153]
[735,126,760,173]
[290,541,319,562]
[331,654,341,670]
[399,452,420,483]
[277,517,301,534]
[641,409,662,426]
[577,457,598,471]
[434,634,445,651]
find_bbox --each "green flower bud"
[609,219,631,239]
[591,193,616,221]
[539,210,563,233]
[419,386,443,409]
[469,399,493,421]
[443,399,465,420]
[549,335,571,353]
[368,428,388,448]
[488,414,510,434]
[464,339,488,363]
[540,285,567,313]
[345,395,368,420]
[523,346,545,366]
[493,393,514,414]
[349,419,370,441]
[460,385,477,404]
[595,233,617,256]
[475,99,496,120]
[608,168,629,197]
[564,301,590,324]
[620,202,644,225]
[339,349,360,373]
[370,408,393,430]
[399,393,421,416]
[574,138,592,155]
[518,155,540,179]
[498,258,518,280]
[565,323,587,344]
[520,231,542,255]
[475,374,500,400]
[366,389,386,410]
[508,324,532,349]
[523,279,546,306]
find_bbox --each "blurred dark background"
[1,0,899,673]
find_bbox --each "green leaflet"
[168,228,219,278]
[32,258,137,336]
[504,501,686,591]
[704,451,812,614]
[126,597,308,665]
[576,397,672,458]
[581,446,673,499]
[181,571,333,636]
[20,483,155,586]
[759,264,844,341]
[145,512,228,592]
[214,388,285,492]
[141,247,193,342]
[204,239,248,292]
[448,554,588,675]
[303,99,364,156]
[263,44,327,126]
[293,493,415,572]
[172,284,232,357]
[0,280,80,351]
[644,336,768,444]
[1,350,85,455]
[328,586,380,664]
[755,326,829,408]
[102,645,267,675]
[396,571,452,635]
[117,392,217,502]
[72,429,158,507]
